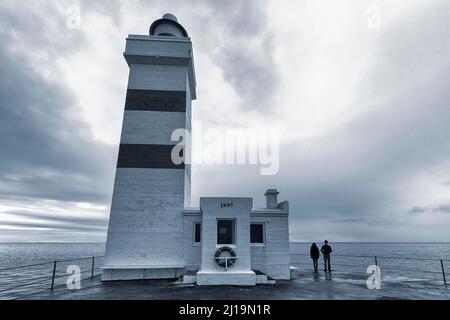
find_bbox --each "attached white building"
[184,191,290,286]
[103,14,290,286]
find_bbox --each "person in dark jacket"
[321,240,333,272]
[310,243,320,272]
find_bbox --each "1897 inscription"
[220,203,234,208]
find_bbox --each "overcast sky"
[0,0,450,242]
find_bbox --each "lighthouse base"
[102,266,185,281]
[196,270,256,286]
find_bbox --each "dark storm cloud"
[0,4,116,205]
[193,0,279,110]
[410,207,427,214]
[434,206,450,214]
[195,3,450,240]
[1,0,449,242]
[85,0,279,112]
[282,3,450,220]
[406,204,450,216]
[406,203,450,213]
[331,218,366,224]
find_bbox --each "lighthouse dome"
[149,13,188,38]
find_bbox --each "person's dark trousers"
[323,255,331,271]
[313,259,318,271]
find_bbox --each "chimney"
[265,189,279,209]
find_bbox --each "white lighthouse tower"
[102,14,196,281]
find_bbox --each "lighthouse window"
[217,220,236,245]
[158,33,175,37]
[251,224,265,244]
[194,223,202,244]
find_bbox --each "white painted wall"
[121,110,186,145]
[250,213,291,280]
[196,197,257,286]
[103,34,195,281]
[182,198,291,281]
[183,211,202,271]
[125,35,193,59]
[184,76,192,207]
[128,64,187,91]
[104,169,186,268]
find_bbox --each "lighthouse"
[103,14,291,285]
[103,14,196,280]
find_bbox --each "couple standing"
[310,240,333,272]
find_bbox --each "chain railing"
[1,253,448,299]
[0,256,104,300]
[290,253,449,285]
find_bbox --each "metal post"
[441,259,447,285]
[51,261,57,290]
[91,257,95,279]
[375,256,378,266]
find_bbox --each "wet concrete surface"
[26,270,450,300]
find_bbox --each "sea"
[0,242,449,299]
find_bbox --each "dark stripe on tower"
[125,89,186,112]
[117,144,184,169]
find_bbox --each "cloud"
[1,0,450,242]
[7,210,108,229]
[194,0,450,241]
[0,220,106,233]
[410,207,427,214]
[435,206,450,214]
[0,1,116,205]
[0,1,117,240]
[407,204,450,216]
[191,0,279,111]
[331,218,366,224]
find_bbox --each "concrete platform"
[196,270,257,286]
[102,266,185,281]
[23,270,450,300]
